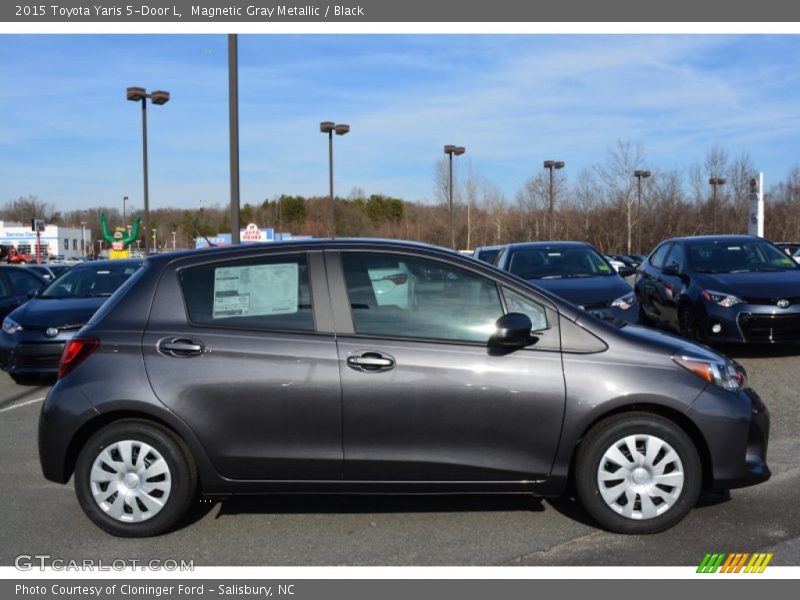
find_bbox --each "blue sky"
[2,34,800,213]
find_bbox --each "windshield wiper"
[540,275,564,279]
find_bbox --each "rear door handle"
[158,338,205,357]
[346,352,395,372]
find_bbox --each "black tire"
[678,305,701,342]
[574,412,702,534]
[74,419,197,537]
[10,373,43,385]
[637,299,653,327]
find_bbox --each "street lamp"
[709,177,727,234]
[172,231,177,251]
[634,170,652,255]
[543,160,565,240]
[127,86,170,256]
[320,121,350,237]
[444,145,466,249]
[80,221,87,258]
[152,228,157,254]
[122,195,129,229]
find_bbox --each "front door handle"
[346,352,395,372]
[158,338,205,357]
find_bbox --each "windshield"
[508,247,614,279]
[40,263,141,298]
[688,241,798,273]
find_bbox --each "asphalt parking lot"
[1,345,798,567]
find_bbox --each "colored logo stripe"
[697,552,773,573]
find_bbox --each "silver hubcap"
[597,434,684,520]
[89,440,172,523]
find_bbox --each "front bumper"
[0,331,71,374]
[688,385,770,490]
[701,302,800,343]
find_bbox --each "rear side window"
[649,243,672,268]
[179,254,314,332]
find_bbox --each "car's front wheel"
[574,412,701,534]
[74,420,197,537]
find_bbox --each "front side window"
[179,254,314,332]
[649,243,672,268]
[4,269,42,295]
[341,252,503,343]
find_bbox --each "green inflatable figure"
[101,213,141,259]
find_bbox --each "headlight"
[673,355,747,391]
[2,318,23,335]
[610,292,637,311]
[701,289,743,308]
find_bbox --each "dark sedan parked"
[0,259,142,383]
[494,242,639,323]
[39,239,769,537]
[0,266,47,322]
[636,235,800,343]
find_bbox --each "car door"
[0,272,18,320]
[657,243,688,329]
[142,250,343,481]
[639,243,672,324]
[328,249,566,482]
[0,269,41,319]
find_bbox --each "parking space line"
[0,397,45,413]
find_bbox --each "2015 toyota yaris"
[38,239,769,537]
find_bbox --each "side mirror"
[618,265,635,278]
[491,312,534,349]
[661,264,680,276]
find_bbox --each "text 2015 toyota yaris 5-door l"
[39,239,769,537]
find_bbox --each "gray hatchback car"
[38,239,770,537]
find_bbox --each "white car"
[792,249,800,264]
[604,255,626,272]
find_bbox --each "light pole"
[709,177,727,234]
[543,160,565,240]
[126,86,170,256]
[122,195,129,229]
[444,145,466,249]
[172,230,177,251]
[320,121,350,237]
[152,228,157,254]
[80,221,87,259]
[634,170,651,255]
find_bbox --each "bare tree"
[596,140,646,253]
[0,195,58,224]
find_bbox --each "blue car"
[0,259,142,383]
[494,242,639,324]
[636,235,800,343]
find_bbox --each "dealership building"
[0,221,92,261]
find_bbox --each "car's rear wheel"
[574,412,701,534]
[74,420,196,537]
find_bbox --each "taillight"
[58,337,100,379]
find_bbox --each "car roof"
[71,258,144,268]
[663,234,765,245]
[501,241,593,250]
[144,238,462,266]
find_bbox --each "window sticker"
[213,263,299,319]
